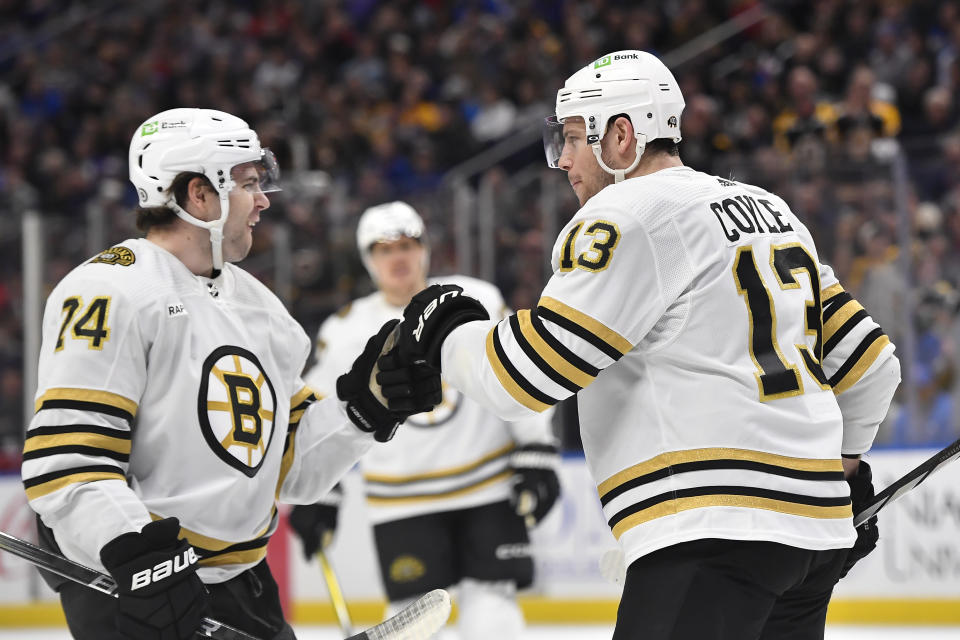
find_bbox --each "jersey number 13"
[733,243,829,401]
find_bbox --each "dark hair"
[135,172,214,233]
[607,113,680,157]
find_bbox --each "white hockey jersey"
[23,239,374,582]
[442,166,899,568]
[305,275,555,524]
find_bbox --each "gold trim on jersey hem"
[485,326,552,412]
[363,444,515,484]
[24,471,125,500]
[598,448,843,498]
[822,299,865,340]
[150,513,274,552]
[34,388,138,416]
[198,547,268,567]
[23,432,131,455]
[831,335,891,395]
[364,470,513,505]
[611,496,852,539]
[516,310,595,388]
[537,297,632,355]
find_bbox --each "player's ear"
[187,176,209,205]
[614,116,634,154]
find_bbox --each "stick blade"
[352,589,451,640]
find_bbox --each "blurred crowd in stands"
[2,0,960,466]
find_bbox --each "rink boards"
[0,448,958,627]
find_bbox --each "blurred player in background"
[21,109,439,640]
[383,50,902,639]
[289,201,560,640]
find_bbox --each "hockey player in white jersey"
[289,202,559,640]
[381,51,902,639]
[21,109,441,640]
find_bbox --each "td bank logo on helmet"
[594,52,640,68]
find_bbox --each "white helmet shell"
[129,108,267,206]
[544,50,685,181]
[128,108,279,272]
[356,201,429,280]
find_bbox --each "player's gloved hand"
[99,517,209,640]
[338,319,441,442]
[509,443,561,526]
[840,460,879,578]
[393,284,490,367]
[289,486,342,560]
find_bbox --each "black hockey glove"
[99,517,209,640]
[337,319,442,442]
[840,460,879,578]
[509,443,562,526]
[394,284,490,367]
[289,486,342,560]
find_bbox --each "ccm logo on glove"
[412,290,463,343]
[130,546,198,591]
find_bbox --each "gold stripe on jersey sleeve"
[198,547,268,567]
[291,386,321,410]
[275,431,297,500]
[823,299,865,341]
[365,470,513,505]
[34,388,138,417]
[597,447,843,498]
[364,444,514,484]
[23,432,131,455]
[485,326,552,413]
[821,283,844,302]
[516,310,596,388]
[538,296,632,355]
[831,335,891,395]
[24,471,126,500]
[611,495,851,539]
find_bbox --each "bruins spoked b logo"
[198,346,277,477]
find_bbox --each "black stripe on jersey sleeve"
[822,292,854,323]
[22,446,129,462]
[21,464,126,490]
[491,328,560,407]
[26,425,131,439]
[509,314,581,393]
[529,309,601,377]
[606,486,851,530]
[599,459,845,507]
[827,328,886,387]
[823,309,869,357]
[36,399,133,424]
[537,305,624,361]
[291,392,318,414]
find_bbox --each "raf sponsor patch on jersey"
[166,302,188,318]
[198,345,278,477]
[90,246,136,267]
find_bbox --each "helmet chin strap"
[591,134,646,183]
[168,191,231,274]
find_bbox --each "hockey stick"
[345,588,451,640]
[0,530,258,640]
[0,529,452,640]
[318,549,353,635]
[853,436,960,527]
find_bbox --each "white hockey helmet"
[356,201,429,281]
[543,50,685,182]
[129,108,280,271]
